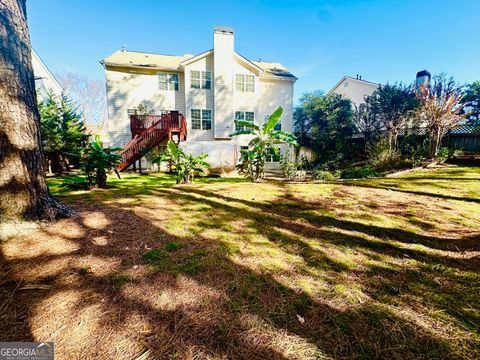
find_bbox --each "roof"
[101,50,295,79]
[101,50,194,71]
[31,49,63,96]
[251,60,296,79]
[328,75,380,95]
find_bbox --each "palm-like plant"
[230,107,297,181]
[82,135,122,188]
[153,141,209,184]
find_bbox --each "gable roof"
[180,49,213,66]
[31,48,63,96]
[101,50,194,71]
[252,60,297,79]
[328,75,380,95]
[101,50,295,80]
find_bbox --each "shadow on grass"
[1,174,479,358]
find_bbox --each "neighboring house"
[328,75,379,107]
[31,48,63,102]
[101,26,296,174]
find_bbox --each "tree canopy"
[461,80,480,124]
[294,92,354,164]
[39,93,89,173]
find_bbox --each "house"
[100,26,296,175]
[328,75,379,107]
[31,48,63,101]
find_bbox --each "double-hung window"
[158,73,179,90]
[191,109,212,130]
[235,111,254,131]
[191,71,211,89]
[235,74,254,92]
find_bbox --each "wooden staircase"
[117,111,187,172]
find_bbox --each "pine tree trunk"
[0,0,72,219]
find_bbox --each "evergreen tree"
[460,81,480,124]
[39,93,89,173]
[294,92,355,164]
[59,96,89,167]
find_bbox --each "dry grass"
[1,166,479,359]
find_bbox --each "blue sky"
[27,0,480,104]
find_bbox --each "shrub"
[367,139,403,171]
[340,167,380,179]
[313,170,335,180]
[280,148,297,180]
[436,147,453,162]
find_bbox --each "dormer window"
[191,71,211,89]
[236,74,254,92]
[158,73,179,90]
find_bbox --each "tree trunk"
[96,171,107,188]
[0,0,72,219]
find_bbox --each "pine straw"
[0,167,479,359]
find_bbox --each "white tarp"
[179,142,239,176]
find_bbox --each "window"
[264,114,282,131]
[158,73,179,90]
[235,74,254,92]
[191,109,212,130]
[266,146,281,162]
[235,111,254,131]
[191,71,211,89]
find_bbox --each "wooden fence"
[444,124,480,153]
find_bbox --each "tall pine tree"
[0,0,71,219]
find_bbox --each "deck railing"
[130,112,183,134]
[117,112,187,171]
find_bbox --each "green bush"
[437,147,453,162]
[367,139,402,171]
[280,148,297,180]
[340,167,380,179]
[313,170,335,180]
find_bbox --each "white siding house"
[101,26,296,174]
[31,49,63,102]
[329,75,379,107]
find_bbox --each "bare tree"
[0,0,72,219]
[418,74,464,158]
[56,71,107,126]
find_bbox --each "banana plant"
[82,135,122,188]
[230,107,297,181]
[153,141,209,184]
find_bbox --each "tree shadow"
[1,179,478,358]
[339,180,480,204]
[174,186,480,254]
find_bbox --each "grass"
[0,165,479,359]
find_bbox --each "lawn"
[1,166,479,359]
